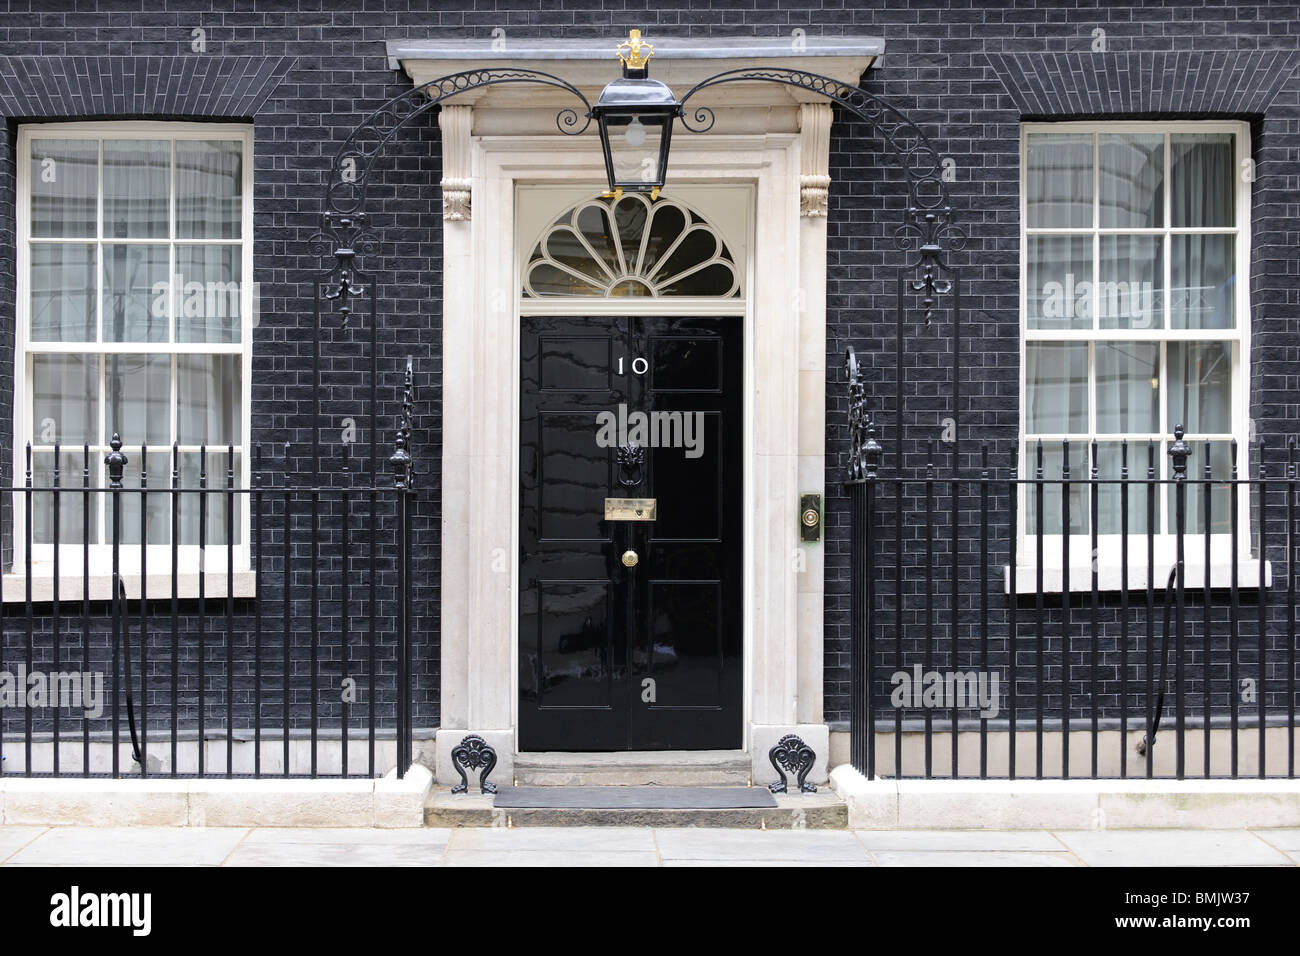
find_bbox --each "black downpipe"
[118,575,145,774]
[1137,563,1181,758]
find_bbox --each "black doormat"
[493,786,778,809]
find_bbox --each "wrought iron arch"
[309,65,965,483]
[324,69,593,218]
[308,70,594,480]
[677,67,966,480]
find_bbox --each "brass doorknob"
[621,549,639,568]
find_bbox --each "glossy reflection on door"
[519,315,742,751]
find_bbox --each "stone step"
[512,750,752,787]
[424,787,847,829]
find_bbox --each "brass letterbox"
[604,497,657,521]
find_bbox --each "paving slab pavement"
[1053,830,1293,867]
[2,826,249,867]
[653,828,871,864]
[0,827,47,861]
[869,850,1080,867]
[442,849,660,867]
[0,825,1296,867]
[1252,828,1300,862]
[855,829,1066,852]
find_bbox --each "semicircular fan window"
[523,193,740,298]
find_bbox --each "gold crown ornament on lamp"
[591,30,681,201]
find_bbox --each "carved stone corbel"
[438,104,473,221]
[798,102,832,217]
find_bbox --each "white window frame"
[1016,120,1257,589]
[13,121,254,581]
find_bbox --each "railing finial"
[388,356,415,490]
[1169,424,1190,480]
[845,345,872,482]
[105,433,128,489]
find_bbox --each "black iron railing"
[847,423,1300,781]
[0,397,419,780]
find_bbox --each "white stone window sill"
[0,571,256,604]
[1005,561,1272,596]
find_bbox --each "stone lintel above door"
[387,34,883,98]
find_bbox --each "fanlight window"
[523,193,740,298]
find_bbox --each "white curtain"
[102,140,168,239]
[1099,133,1163,228]
[1096,342,1158,434]
[178,355,240,447]
[1026,343,1087,434]
[1168,342,1231,435]
[29,139,97,238]
[1026,133,1092,228]
[175,140,242,239]
[1170,134,1234,329]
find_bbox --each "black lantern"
[592,31,680,198]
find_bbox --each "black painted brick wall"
[820,3,1300,728]
[0,2,1296,736]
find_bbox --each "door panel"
[519,314,743,751]
[537,410,613,541]
[536,579,615,708]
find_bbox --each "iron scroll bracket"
[324,68,593,221]
[767,733,818,794]
[676,67,965,264]
[450,734,499,795]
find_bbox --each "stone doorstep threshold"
[424,787,848,829]
[512,749,753,787]
[831,766,1300,830]
[0,765,433,828]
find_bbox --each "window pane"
[656,227,732,294]
[1167,342,1232,435]
[602,113,664,188]
[1025,441,1089,535]
[107,353,170,446]
[1168,440,1233,534]
[575,203,619,275]
[1026,133,1093,228]
[177,355,241,445]
[526,262,604,296]
[614,198,683,282]
[1027,236,1092,330]
[175,245,241,343]
[102,243,169,342]
[1099,235,1162,330]
[103,139,169,239]
[1096,342,1159,434]
[1170,133,1234,228]
[1094,441,1153,535]
[176,450,241,546]
[31,449,101,545]
[1170,234,1235,329]
[118,451,172,545]
[175,140,242,239]
[1099,133,1164,228]
[30,139,97,238]
[1026,343,1088,434]
[30,243,96,342]
[32,354,98,446]
[658,263,736,296]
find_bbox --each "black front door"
[519,314,743,751]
